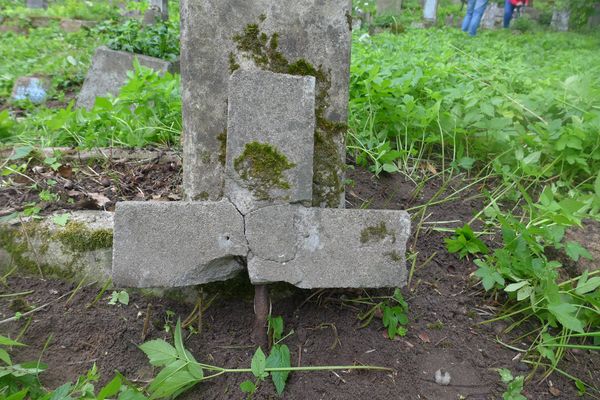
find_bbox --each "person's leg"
[462,0,476,31]
[468,0,489,36]
[503,0,515,28]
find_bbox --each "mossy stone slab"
[225,70,315,215]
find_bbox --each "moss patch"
[217,130,227,166]
[360,222,396,244]
[234,141,295,200]
[54,221,113,253]
[230,19,346,207]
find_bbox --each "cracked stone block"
[225,70,315,215]
[181,0,351,206]
[245,205,411,288]
[112,201,247,288]
[77,46,179,110]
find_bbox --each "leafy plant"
[357,288,409,340]
[108,290,130,306]
[445,224,489,259]
[140,320,390,399]
[0,335,47,399]
[498,368,527,400]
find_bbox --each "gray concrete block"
[225,70,315,215]
[112,201,248,288]
[245,205,410,288]
[77,46,179,110]
[423,0,439,23]
[180,0,351,207]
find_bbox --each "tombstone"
[180,0,351,209]
[26,0,47,9]
[551,9,570,31]
[112,68,411,343]
[377,0,403,15]
[143,0,168,24]
[423,0,439,24]
[76,46,179,110]
[11,76,50,104]
[480,3,504,30]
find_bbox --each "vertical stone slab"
[180,0,352,207]
[150,0,169,20]
[423,0,439,23]
[377,0,403,15]
[225,70,315,215]
[551,9,570,31]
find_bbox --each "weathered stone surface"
[481,3,504,30]
[150,0,168,20]
[77,46,179,110]
[423,0,439,23]
[26,0,47,9]
[112,201,247,288]
[377,0,403,15]
[225,70,315,214]
[0,211,114,283]
[60,19,97,33]
[11,76,50,104]
[180,0,351,207]
[245,205,410,288]
[551,9,570,31]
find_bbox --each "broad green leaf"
[97,375,122,400]
[0,348,11,365]
[240,380,256,394]
[147,359,188,395]
[139,340,178,367]
[565,241,592,262]
[497,368,513,383]
[52,213,70,227]
[251,347,268,380]
[118,387,149,400]
[269,316,284,342]
[547,302,584,333]
[382,163,398,173]
[516,285,533,302]
[266,344,291,395]
[575,276,600,295]
[9,146,33,160]
[522,151,541,165]
[474,260,505,291]
[504,281,528,293]
[49,382,72,400]
[5,389,28,400]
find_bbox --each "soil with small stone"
[1,155,599,399]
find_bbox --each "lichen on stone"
[360,222,396,244]
[234,141,295,200]
[54,221,113,253]
[217,130,227,166]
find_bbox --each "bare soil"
[1,158,599,399]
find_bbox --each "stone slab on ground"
[423,0,439,22]
[180,0,351,206]
[77,46,179,110]
[60,19,97,33]
[0,211,113,282]
[112,201,247,288]
[11,76,50,104]
[225,70,316,214]
[245,205,410,288]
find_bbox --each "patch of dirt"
[1,160,599,399]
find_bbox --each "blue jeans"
[503,0,516,28]
[462,0,489,36]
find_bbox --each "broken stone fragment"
[77,46,180,110]
[245,205,410,288]
[11,77,50,104]
[225,70,316,215]
[112,201,247,288]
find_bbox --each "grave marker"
[180,0,352,208]
[26,0,47,9]
[423,0,439,24]
[377,0,403,15]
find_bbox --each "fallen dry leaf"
[418,332,431,343]
[548,384,561,397]
[88,192,111,208]
[58,164,73,178]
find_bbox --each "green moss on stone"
[234,141,295,200]
[217,130,227,166]
[386,251,403,262]
[228,52,240,73]
[360,222,396,244]
[54,221,113,253]
[231,19,347,207]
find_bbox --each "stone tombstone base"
[76,46,180,110]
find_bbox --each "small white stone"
[434,369,451,386]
